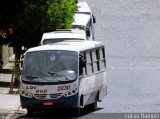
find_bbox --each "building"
[0,45,14,69]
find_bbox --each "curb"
[17,105,27,113]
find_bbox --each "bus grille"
[34,94,47,99]
[49,93,62,99]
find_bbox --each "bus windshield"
[43,38,84,45]
[22,51,78,82]
[72,25,85,30]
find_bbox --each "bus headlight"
[20,87,33,98]
[64,88,78,97]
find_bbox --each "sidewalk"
[0,82,24,118]
[0,89,20,112]
[0,60,26,117]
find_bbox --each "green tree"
[0,0,77,59]
[0,0,77,88]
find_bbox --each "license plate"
[43,102,53,106]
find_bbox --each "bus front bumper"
[20,94,79,109]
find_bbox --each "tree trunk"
[13,45,21,88]
[14,45,21,60]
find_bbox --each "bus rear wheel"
[74,108,81,117]
[88,95,97,111]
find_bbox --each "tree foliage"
[0,0,77,48]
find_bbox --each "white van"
[76,1,96,39]
[77,1,96,23]
[40,29,87,45]
[72,13,94,41]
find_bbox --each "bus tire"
[74,108,81,117]
[88,94,98,111]
[27,108,33,117]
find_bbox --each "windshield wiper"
[25,75,39,78]
[24,75,55,82]
[48,72,70,81]
[23,75,39,81]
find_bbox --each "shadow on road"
[16,107,103,119]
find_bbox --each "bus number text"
[57,86,70,91]
[36,90,47,93]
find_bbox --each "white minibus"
[20,40,107,116]
[40,29,87,45]
[72,13,94,41]
[76,1,96,39]
[77,1,96,24]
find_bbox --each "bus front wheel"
[74,108,81,117]
[88,94,98,111]
[27,108,33,117]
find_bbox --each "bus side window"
[86,51,92,75]
[99,48,106,71]
[96,49,100,71]
[92,49,98,73]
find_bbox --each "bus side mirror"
[20,60,23,70]
[79,55,86,76]
[81,60,86,68]
[93,15,96,23]
[20,54,24,70]
[80,62,86,76]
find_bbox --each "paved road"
[13,0,160,118]
[85,0,160,113]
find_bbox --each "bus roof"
[41,29,85,40]
[72,13,90,26]
[77,1,92,14]
[40,29,86,45]
[27,41,104,53]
